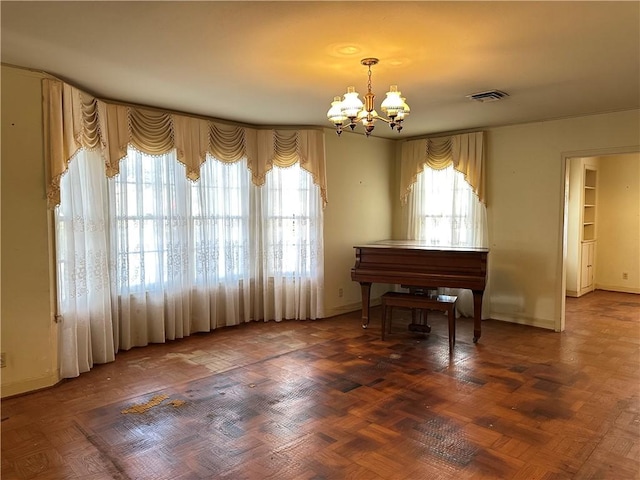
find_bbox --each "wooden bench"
[380,291,458,350]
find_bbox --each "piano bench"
[380,292,458,350]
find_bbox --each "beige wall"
[596,153,640,293]
[484,114,639,330]
[2,62,640,397]
[323,131,395,317]
[1,66,58,396]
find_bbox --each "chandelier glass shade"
[327,58,410,137]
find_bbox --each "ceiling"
[2,1,639,139]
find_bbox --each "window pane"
[190,156,250,282]
[265,164,314,275]
[414,165,486,247]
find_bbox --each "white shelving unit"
[579,167,597,296]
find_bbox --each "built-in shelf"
[580,166,597,296]
[582,168,597,242]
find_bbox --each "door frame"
[559,145,640,332]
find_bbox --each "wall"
[596,153,640,293]
[1,66,58,396]
[323,130,396,316]
[484,113,640,330]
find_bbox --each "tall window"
[263,163,317,276]
[190,155,250,283]
[111,148,186,291]
[110,149,253,291]
[409,164,487,248]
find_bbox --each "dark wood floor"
[2,290,639,479]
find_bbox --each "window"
[55,147,324,338]
[109,149,324,290]
[111,150,258,290]
[190,156,250,283]
[112,148,185,291]
[264,164,317,276]
[410,164,487,247]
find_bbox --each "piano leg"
[360,282,372,328]
[473,290,483,342]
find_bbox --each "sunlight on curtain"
[189,155,253,332]
[56,147,324,378]
[408,165,487,247]
[257,164,324,321]
[407,164,487,316]
[110,148,192,350]
[56,149,115,377]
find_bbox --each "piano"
[351,240,489,342]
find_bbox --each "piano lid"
[354,240,489,253]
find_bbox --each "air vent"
[466,90,509,103]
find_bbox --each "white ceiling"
[2,1,639,139]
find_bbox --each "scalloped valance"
[399,131,485,205]
[43,79,327,208]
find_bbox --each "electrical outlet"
[0,353,6,368]
[622,272,629,280]
[338,288,344,298]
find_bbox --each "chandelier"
[327,58,410,137]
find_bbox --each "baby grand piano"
[351,240,489,342]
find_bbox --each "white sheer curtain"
[56,147,324,378]
[256,164,324,321]
[56,149,115,377]
[407,164,487,316]
[408,165,487,246]
[110,148,193,350]
[189,154,253,331]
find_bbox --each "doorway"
[561,149,640,331]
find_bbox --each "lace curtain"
[46,78,326,378]
[401,132,487,318]
[407,166,488,248]
[56,149,116,375]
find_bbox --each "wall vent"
[466,90,509,102]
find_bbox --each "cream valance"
[399,131,485,205]
[43,79,327,208]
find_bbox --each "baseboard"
[595,285,640,295]
[566,290,579,297]
[323,297,381,319]
[489,312,556,331]
[1,373,60,399]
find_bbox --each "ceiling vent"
[466,90,509,103]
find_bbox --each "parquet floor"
[2,290,639,479]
